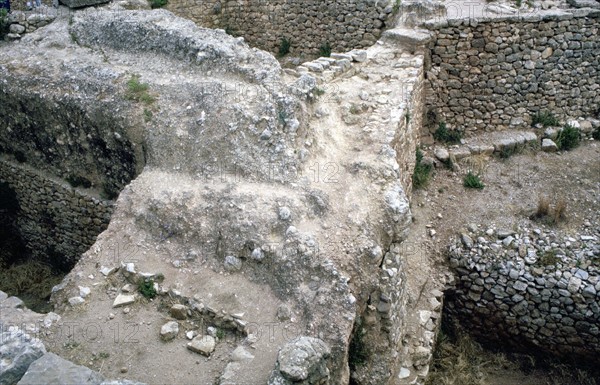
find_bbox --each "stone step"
[381,28,433,52]
[431,130,540,163]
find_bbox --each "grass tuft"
[434,122,463,144]
[555,124,580,151]
[278,38,291,57]
[553,198,567,223]
[531,111,559,127]
[0,259,63,312]
[412,148,432,189]
[149,0,167,8]
[530,195,568,225]
[319,42,332,57]
[535,195,550,218]
[463,172,484,189]
[427,322,499,385]
[125,75,156,105]
[0,9,8,37]
[138,279,157,299]
[536,250,561,267]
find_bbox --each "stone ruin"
[0,0,598,384]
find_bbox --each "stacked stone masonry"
[167,0,396,55]
[0,158,113,268]
[447,227,600,361]
[424,9,600,133]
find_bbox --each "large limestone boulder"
[0,328,46,385]
[17,353,105,385]
[269,337,331,384]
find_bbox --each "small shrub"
[313,87,325,96]
[149,0,167,8]
[224,26,235,36]
[319,42,331,57]
[127,75,148,94]
[593,127,600,141]
[125,75,155,105]
[443,154,455,170]
[434,122,463,144]
[0,9,8,37]
[463,172,484,189]
[216,328,225,340]
[138,279,156,299]
[412,148,432,189]
[278,38,291,57]
[531,111,559,127]
[393,0,401,13]
[555,124,580,151]
[143,108,153,122]
[499,146,514,159]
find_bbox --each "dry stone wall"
[447,226,600,361]
[424,9,600,133]
[166,0,396,55]
[0,159,113,269]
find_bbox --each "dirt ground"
[412,139,600,384]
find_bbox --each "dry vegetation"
[428,317,599,385]
[530,195,568,225]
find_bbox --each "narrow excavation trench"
[0,182,63,312]
[427,291,600,385]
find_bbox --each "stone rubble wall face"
[425,11,600,133]
[167,0,395,55]
[447,232,600,360]
[0,159,113,268]
[397,62,425,197]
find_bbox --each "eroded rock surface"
[0,328,46,385]
[0,6,420,385]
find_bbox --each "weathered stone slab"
[0,329,46,385]
[382,28,433,51]
[59,0,109,9]
[17,353,104,385]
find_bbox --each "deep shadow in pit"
[0,182,66,313]
[0,82,146,313]
[426,291,600,385]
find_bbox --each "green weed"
[278,38,291,57]
[413,148,432,189]
[138,279,157,299]
[531,111,559,127]
[319,42,332,57]
[434,122,463,144]
[463,172,484,189]
[555,124,580,151]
